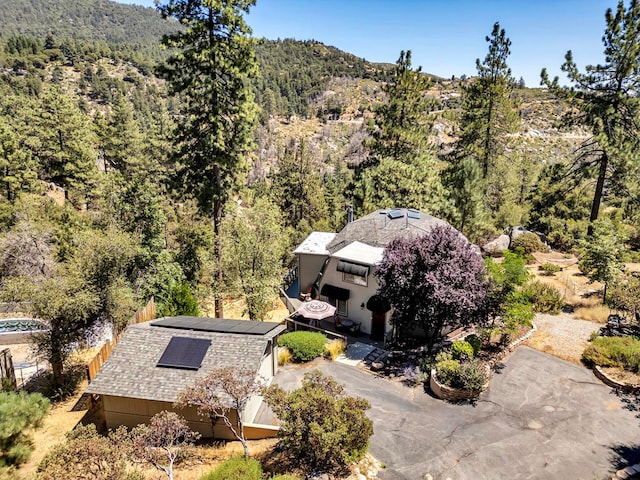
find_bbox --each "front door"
[371,312,385,341]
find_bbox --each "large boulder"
[510,226,526,242]
[482,234,511,257]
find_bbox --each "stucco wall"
[103,395,269,440]
[298,253,327,294]
[319,258,379,333]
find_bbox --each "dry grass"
[574,305,611,323]
[201,296,290,323]
[526,329,587,365]
[278,346,293,366]
[167,438,279,480]
[18,383,90,479]
[323,339,347,360]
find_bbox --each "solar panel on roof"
[157,336,211,370]
[407,210,420,219]
[387,210,404,219]
[150,316,281,335]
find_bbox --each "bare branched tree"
[131,411,199,480]
[0,220,53,280]
[175,367,263,459]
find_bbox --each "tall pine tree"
[542,0,640,235]
[157,0,258,317]
[366,50,435,165]
[458,22,519,179]
[354,50,444,216]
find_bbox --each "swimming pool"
[0,318,47,345]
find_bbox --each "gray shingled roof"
[327,208,455,252]
[85,321,283,403]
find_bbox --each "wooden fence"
[0,348,16,389]
[86,298,155,382]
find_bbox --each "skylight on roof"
[407,209,420,219]
[387,210,403,219]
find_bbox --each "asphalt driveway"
[272,346,640,480]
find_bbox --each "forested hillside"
[0,0,175,48]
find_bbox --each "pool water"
[0,319,46,333]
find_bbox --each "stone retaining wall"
[429,368,488,401]
[593,365,640,394]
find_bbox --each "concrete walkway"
[271,347,640,480]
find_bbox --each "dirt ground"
[524,251,639,370]
[18,385,90,479]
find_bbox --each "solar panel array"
[157,336,211,370]
[151,316,280,336]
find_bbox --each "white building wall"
[318,258,378,334]
[298,253,328,295]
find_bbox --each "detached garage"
[85,316,285,439]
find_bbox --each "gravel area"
[526,313,602,364]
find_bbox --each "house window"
[337,299,348,316]
[343,272,368,287]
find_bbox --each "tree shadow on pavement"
[609,443,640,471]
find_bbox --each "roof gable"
[85,321,274,403]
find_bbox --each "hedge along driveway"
[271,347,640,480]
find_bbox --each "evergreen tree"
[541,0,640,236]
[97,93,147,180]
[0,116,38,202]
[443,157,488,241]
[366,50,435,166]
[33,87,98,202]
[157,0,258,318]
[579,218,625,301]
[353,50,439,215]
[458,22,519,179]
[355,155,446,217]
[270,139,328,231]
[0,391,49,466]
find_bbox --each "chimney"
[347,204,354,223]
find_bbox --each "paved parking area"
[272,346,640,480]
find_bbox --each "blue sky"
[114,0,614,86]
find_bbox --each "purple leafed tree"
[375,225,488,352]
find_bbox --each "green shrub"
[200,457,262,480]
[511,232,549,254]
[263,371,373,468]
[0,391,49,466]
[419,356,435,373]
[158,281,200,317]
[435,351,452,363]
[465,334,483,356]
[451,360,489,392]
[451,340,474,360]
[582,336,640,372]
[435,358,460,385]
[269,475,302,480]
[539,262,561,275]
[501,292,534,335]
[525,280,564,314]
[278,331,327,362]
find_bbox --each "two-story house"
[293,208,455,340]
